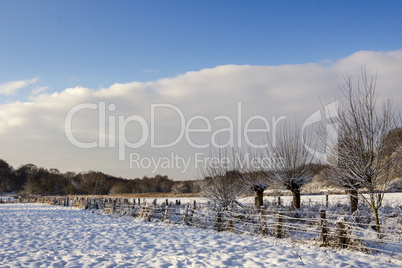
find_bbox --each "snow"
[1,203,401,267]
[0,194,17,202]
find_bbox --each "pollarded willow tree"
[322,138,362,213]
[322,72,401,233]
[262,123,316,210]
[233,150,271,212]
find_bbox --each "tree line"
[0,162,198,196]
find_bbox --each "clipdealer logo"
[64,101,338,172]
[302,101,338,163]
[64,102,286,159]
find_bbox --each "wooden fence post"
[183,204,190,225]
[325,194,329,208]
[101,198,105,209]
[276,213,283,239]
[337,219,347,248]
[277,196,281,206]
[102,199,106,213]
[147,206,152,222]
[131,201,137,217]
[260,206,266,237]
[215,207,223,232]
[320,209,327,246]
[162,205,169,222]
[111,199,116,214]
[124,198,129,213]
[189,206,195,225]
[227,208,233,232]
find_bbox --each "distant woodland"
[0,161,198,196]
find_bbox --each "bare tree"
[197,150,247,208]
[80,171,106,195]
[171,182,187,195]
[262,123,315,210]
[322,72,401,233]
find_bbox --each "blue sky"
[0,1,402,179]
[1,1,401,97]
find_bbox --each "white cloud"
[30,86,48,96]
[0,77,39,95]
[0,50,401,179]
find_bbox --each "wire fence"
[3,195,402,260]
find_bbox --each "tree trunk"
[256,190,264,213]
[348,189,358,213]
[373,206,381,234]
[291,189,301,210]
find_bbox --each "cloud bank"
[0,50,401,180]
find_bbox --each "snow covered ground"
[1,203,400,267]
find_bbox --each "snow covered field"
[1,203,401,267]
